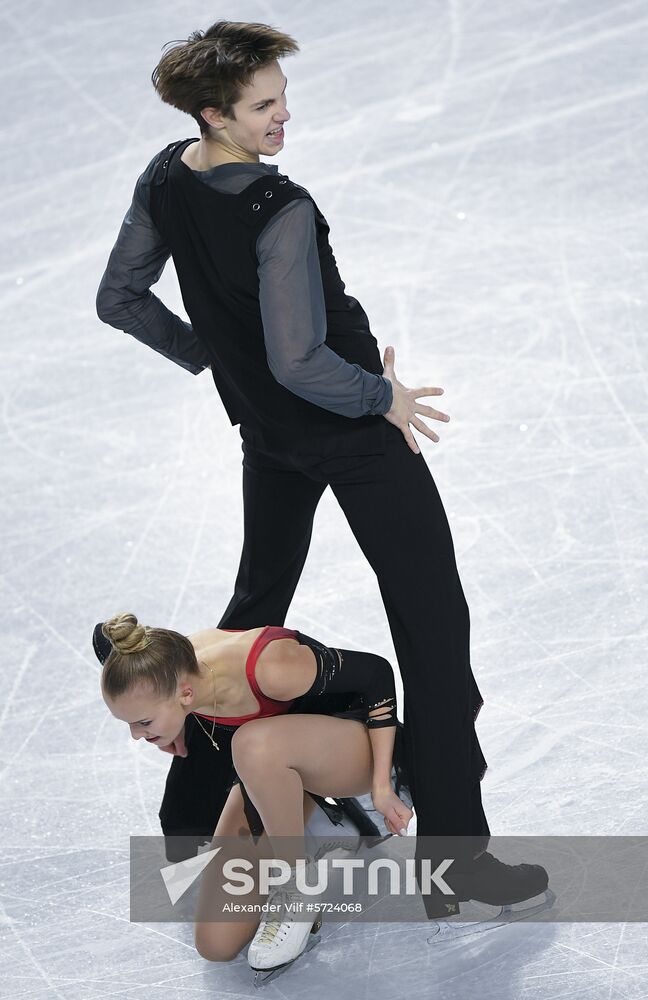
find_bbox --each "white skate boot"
[247,858,323,987]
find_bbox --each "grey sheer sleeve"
[95,170,212,375]
[294,630,398,729]
[257,199,393,418]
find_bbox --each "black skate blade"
[252,924,322,988]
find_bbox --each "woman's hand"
[382,345,450,455]
[157,723,188,757]
[371,786,414,836]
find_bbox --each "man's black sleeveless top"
[148,139,387,459]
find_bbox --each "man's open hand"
[382,345,450,454]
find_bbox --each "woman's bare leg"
[231,714,374,868]
[194,782,318,962]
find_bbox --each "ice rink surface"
[2,0,647,996]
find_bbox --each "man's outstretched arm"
[257,198,393,418]
[95,169,211,376]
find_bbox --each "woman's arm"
[367,724,397,792]
[260,633,398,790]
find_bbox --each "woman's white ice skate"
[247,860,323,988]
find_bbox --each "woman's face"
[104,681,186,746]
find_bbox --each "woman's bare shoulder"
[188,628,253,679]
[255,639,318,701]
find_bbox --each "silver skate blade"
[426,888,556,945]
[311,838,362,862]
[252,926,322,988]
[499,887,556,920]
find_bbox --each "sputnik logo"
[160,847,222,905]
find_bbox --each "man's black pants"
[159,420,490,871]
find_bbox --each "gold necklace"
[192,663,220,751]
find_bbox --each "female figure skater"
[96,613,413,982]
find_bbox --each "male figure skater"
[95,21,547,918]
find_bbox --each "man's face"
[203,60,290,156]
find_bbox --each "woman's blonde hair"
[100,612,200,701]
[151,20,299,136]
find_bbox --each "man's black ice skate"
[425,851,555,943]
[452,850,549,906]
[331,796,381,837]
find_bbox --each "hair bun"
[102,613,148,655]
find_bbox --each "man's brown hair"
[151,20,299,136]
